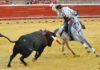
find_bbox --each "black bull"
[0,30,56,67]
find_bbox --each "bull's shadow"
[0,30,56,67]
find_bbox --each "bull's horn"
[51,35,61,45]
[53,28,59,34]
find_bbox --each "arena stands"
[0,0,52,4]
[0,0,7,5]
[58,0,100,4]
[32,0,51,4]
[0,0,100,5]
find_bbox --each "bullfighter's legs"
[7,52,18,67]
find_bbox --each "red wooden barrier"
[0,5,100,19]
[0,5,57,19]
[68,5,100,17]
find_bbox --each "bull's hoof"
[62,53,66,55]
[72,53,77,57]
[32,60,36,62]
[94,52,100,58]
[7,64,11,67]
[32,58,37,62]
[87,50,91,53]
[24,63,27,66]
[98,66,100,69]
[74,54,80,57]
[96,54,100,58]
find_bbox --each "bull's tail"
[0,33,17,43]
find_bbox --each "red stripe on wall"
[0,5,100,19]
[68,5,100,16]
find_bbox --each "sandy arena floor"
[0,18,100,70]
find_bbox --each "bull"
[0,30,56,67]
